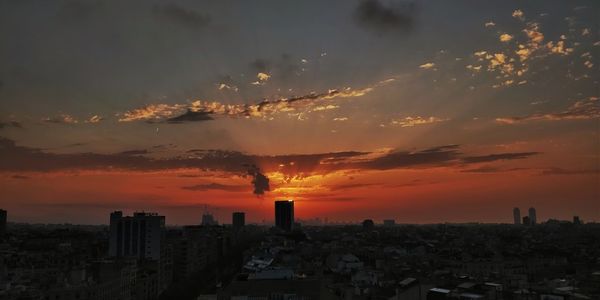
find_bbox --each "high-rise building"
[513,207,521,225]
[528,207,537,225]
[201,212,217,226]
[109,211,166,260]
[573,216,582,225]
[0,209,6,236]
[232,212,245,229]
[275,200,294,231]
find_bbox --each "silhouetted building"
[275,200,294,231]
[109,211,166,260]
[201,212,217,226]
[0,209,6,236]
[573,216,582,225]
[383,219,396,226]
[362,219,375,229]
[513,207,521,225]
[522,216,531,226]
[528,207,537,225]
[232,212,245,229]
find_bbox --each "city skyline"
[1,0,599,225]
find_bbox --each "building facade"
[232,212,245,230]
[275,200,294,232]
[513,207,521,225]
[109,211,165,261]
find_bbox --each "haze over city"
[0,0,598,225]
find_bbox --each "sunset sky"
[1,0,598,225]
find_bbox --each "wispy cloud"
[387,116,448,127]
[118,104,186,122]
[419,62,435,70]
[181,182,249,192]
[0,121,23,129]
[42,114,79,124]
[496,96,599,124]
[119,78,395,123]
[499,33,513,42]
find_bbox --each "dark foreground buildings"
[0,206,599,300]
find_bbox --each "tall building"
[232,212,245,229]
[0,209,6,236]
[109,211,166,260]
[528,207,537,225]
[275,200,294,231]
[201,212,217,226]
[513,207,521,225]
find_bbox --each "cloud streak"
[0,137,540,181]
[496,97,599,124]
[118,79,395,123]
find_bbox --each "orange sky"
[0,1,598,224]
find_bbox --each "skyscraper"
[528,207,537,225]
[275,200,294,232]
[201,212,217,226]
[513,207,521,225]
[109,211,166,260]
[232,212,245,229]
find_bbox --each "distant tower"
[573,216,582,225]
[0,209,6,236]
[275,200,294,231]
[232,212,245,230]
[528,207,537,225]
[108,211,165,260]
[513,208,521,225]
[201,205,217,226]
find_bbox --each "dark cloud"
[389,179,439,188]
[153,3,210,29]
[356,146,460,170]
[355,0,416,33]
[249,59,271,73]
[247,165,270,196]
[540,167,599,176]
[461,166,505,173]
[298,196,361,202]
[177,174,203,178]
[11,174,30,180]
[118,149,149,156]
[460,166,529,173]
[249,54,301,80]
[461,152,539,164]
[326,183,380,191]
[166,110,214,123]
[0,137,542,187]
[496,97,599,124]
[0,121,23,129]
[181,182,249,192]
